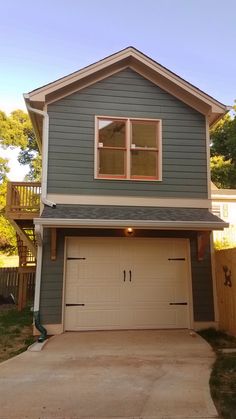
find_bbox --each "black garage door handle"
[169,302,187,305]
[66,303,85,306]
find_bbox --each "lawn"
[0,306,35,363]
[198,328,236,419]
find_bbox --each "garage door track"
[0,330,218,418]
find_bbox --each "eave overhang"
[24,47,228,148]
[34,217,228,231]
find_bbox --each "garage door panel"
[76,286,121,304]
[66,262,121,283]
[131,285,175,303]
[67,238,120,259]
[133,307,178,328]
[65,238,190,330]
[65,308,121,330]
[132,263,188,280]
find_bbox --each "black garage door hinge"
[66,303,85,306]
[169,302,187,305]
[67,257,86,260]
[168,258,186,261]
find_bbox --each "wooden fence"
[215,248,236,336]
[0,267,35,307]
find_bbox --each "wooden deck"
[5,181,41,219]
[5,182,41,268]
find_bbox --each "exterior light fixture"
[125,227,134,236]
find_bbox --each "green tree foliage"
[0,165,16,254]
[210,156,236,189]
[210,106,236,188]
[0,157,9,183]
[0,109,41,255]
[0,109,41,181]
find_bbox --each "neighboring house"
[211,183,236,247]
[7,47,229,336]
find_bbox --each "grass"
[199,328,236,350]
[0,306,35,363]
[198,328,236,419]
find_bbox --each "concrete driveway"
[0,330,218,419]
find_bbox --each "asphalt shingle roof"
[41,205,224,224]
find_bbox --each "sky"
[0,0,236,180]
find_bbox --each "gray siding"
[47,68,207,198]
[40,230,214,325]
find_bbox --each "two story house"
[16,47,229,337]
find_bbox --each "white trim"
[212,194,236,200]
[28,47,226,113]
[206,116,211,200]
[126,118,131,178]
[193,321,219,330]
[186,239,194,329]
[47,194,211,208]
[34,217,228,230]
[95,116,162,181]
[24,102,55,208]
[210,233,219,323]
[61,237,68,333]
[94,115,98,180]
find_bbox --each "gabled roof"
[24,46,229,145]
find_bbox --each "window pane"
[99,149,125,176]
[131,150,157,177]
[132,122,157,148]
[98,119,126,147]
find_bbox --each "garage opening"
[64,237,191,331]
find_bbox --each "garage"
[64,237,191,331]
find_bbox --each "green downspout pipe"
[33,225,47,342]
[34,311,47,342]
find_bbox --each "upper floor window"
[95,117,162,181]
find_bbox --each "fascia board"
[27,48,227,114]
[34,218,228,230]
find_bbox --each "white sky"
[0,146,29,181]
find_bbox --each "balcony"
[5,182,41,266]
[5,182,41,220]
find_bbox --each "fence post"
[18,271,24,311]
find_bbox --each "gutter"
[34,218,229,231]
[24,95,56,208]
[212,194,236,200]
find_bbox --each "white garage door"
[64,238,191,331]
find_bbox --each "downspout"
[24,95,56,208]
[24,96,56,341]
[34,225,47,342]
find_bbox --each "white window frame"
[94,116,162,181]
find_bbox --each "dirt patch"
[0,307,35,363]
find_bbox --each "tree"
[0,159,16,254]
[0,109,41,181]
[210,105,236,188]
[0,157,9,183]
[210,156,236,189]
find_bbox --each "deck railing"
[6,182,41,216]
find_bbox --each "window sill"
[95,176,162,182]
